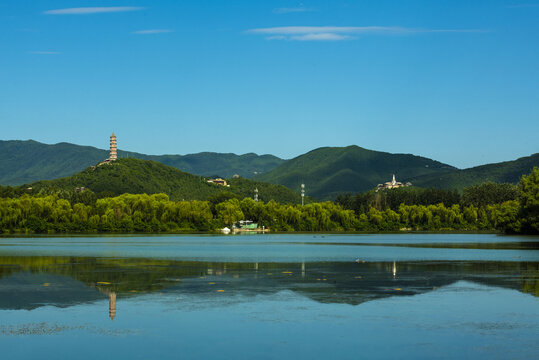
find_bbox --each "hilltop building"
[207,178,229,187]
[99,133,118,166]
[376,174,411,191]
[109,133,117,161]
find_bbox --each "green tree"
[462,182,519,207]
[518,167,539,234]
[215,198,244,226]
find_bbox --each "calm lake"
[0,234,537,359]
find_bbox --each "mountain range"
[256,146,538,199]
[409,153,539,190]
[255,146,457,199]
[0,140,283,185]
[1,140,537,199]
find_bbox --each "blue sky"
[1,1,538,168]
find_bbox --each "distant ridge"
[255,145,457,199]
[0,140,108,185]
[409,153,539,190]
[0,140,284,185]
[256,146,538,199]
[1,140,536,199]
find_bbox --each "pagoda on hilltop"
[98,133,118,166]
[108,133,117,161]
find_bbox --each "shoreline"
[0,229,511,238]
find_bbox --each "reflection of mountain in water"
[0,256,537,318]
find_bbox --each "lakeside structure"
[232,220,267,233]
[376,174,411,191]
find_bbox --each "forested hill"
[0,140,108,185]
[3,140,536,199]
[20,158,303,203]
[409,153,539,190]
[255,145,456,199]
[0,140,284,185]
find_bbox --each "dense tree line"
[0,195,528,234]
[335,183,519,213]
[0,168,537,234]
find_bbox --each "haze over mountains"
[1,140,537,200]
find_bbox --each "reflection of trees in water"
[302,261,538,305]
[0,256,536,313]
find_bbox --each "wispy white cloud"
[247,26,485,41]
[133,29,173,35]
[29,51,60,55]
[44,7,144,15]
[290,33,351,41]
[249,26,408,35]
[273,7,312,14]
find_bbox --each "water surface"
[0,234,537,359]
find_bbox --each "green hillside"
[0,140,284,185]
[0,140,108,185]
[5,140,536,199]
[409,153,539,190]
[255,145,457,199]
[149,152,284,179]
[23,158,302,203]
[226,177,311,204]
